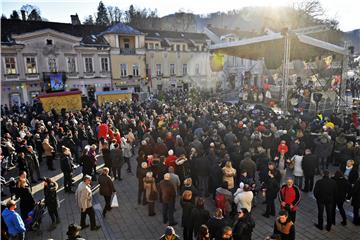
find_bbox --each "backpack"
[215,193,226,214]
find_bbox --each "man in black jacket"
[314,170,337,231]
[301,149,318,192]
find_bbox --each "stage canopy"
[209,30,348,69]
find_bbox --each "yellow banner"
[39,92,82,112]
[97,93,132,105]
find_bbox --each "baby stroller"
[25,201,46,231]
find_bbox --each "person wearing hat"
[75,175,101,231]
[159,226,180,240]
[66,224,85,240]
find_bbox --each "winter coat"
[341,166,359,185]
[25,151,39,169]
[232,214,255,240]
[42,142,54,157]
[292,155,303,177]
[1,208,26,236]
[262,132,274,149]
[180,199,194,228]
[332,176,351,202]
[207,217,226,240]
[98,174,115,197]
[234,189,253,212]
[314,176,337,204]
[222,166,237,190]
[191,207,210,237]
[110,148,124,168]
[61,155,74,173]
[143,176,157,203]
[121,141,132,158]
[159,180,176,203]
[44,182,59,211]
[301,154,318,176]
[102,148,112,168]
[16,185,35,219]
[264,177,280,200]
[273,218,295,240]
[75,181,93,212]
[80,154,93,175]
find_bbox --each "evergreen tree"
[28,9,42,21]
[96,1,109,25]
[84,15,94,25]
[10,10,20,20]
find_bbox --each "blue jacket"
[2,208,26,236]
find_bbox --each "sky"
[1,0,359,31]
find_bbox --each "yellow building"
[102,23,216,93]
[101,23,146,92]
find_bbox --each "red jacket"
[277,143,289,154]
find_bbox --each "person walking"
[43,177,60,229]
[232,208,255,240]
[75,175,101,231]
[313,170,337,231]
[143,171,157,216]
[61,146,75,193]
[98,167,116,217]
[331,170,350,225]
[180,190,194,240]
[121,137,133,173]
[301,149,318,192]
[273,210,295,240]
[159,173,177,226]
[2,200,26,240]
[278,178,301,222]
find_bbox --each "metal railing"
[120,48,135,55]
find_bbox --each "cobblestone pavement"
[3,154,360,240]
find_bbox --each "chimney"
[20,10,26,21]
[71,14,81,25]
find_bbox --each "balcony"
[3,74,19,81]
[120,48,135,55]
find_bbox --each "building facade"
[1,18,111,106]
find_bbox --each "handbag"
[111,194,119,208]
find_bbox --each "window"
[170,64,175,76]
[155,43,159,50]
[48,57,57,72]
[148,43,154,49]
[133,64,139,76]
[176,45,181,51]
[195,64,200,75]
[84,57,93,73]
[4,57,17,74]
[67,56,77,73]
[145,43,148,49]
[156,64,162,76]
[101,57,109,72]
[46,39,53,45]
[124,38,130,49]
[120,64,127,77]
[182,64,187,76]
[25,57,37,74]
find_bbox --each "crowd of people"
[1,89,360,240]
